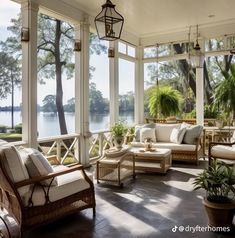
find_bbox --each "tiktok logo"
[172,226,178,232]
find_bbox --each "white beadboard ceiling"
[63,0,235,37]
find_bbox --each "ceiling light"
[94,0,124,41]
[190,25,204,68]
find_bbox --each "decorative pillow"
[155,124,180,142]
[18,148,57,186]
[180,122,191,129]
[134,123,155,142]
[183,125,203,145]
[140,128,156,142]
[0,145,30,195]
[170,128,186,144]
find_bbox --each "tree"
[213,64,235,120]
[119,91,134,112]
[64,97,75,112]
[1,14,107,135]
[148,86,182,118]
[37,14,74,134]
[42,95,57,113]
[89,82,108,113]
[0,52,21,128]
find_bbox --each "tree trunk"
[224,55,233,72]
[173,43,213,103]
[173,44,196,96]
[55,20,68,135]
[203,62,213,104]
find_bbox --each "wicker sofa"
[0,140,95,233]
[131,123,203,164]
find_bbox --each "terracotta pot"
[203,198,235,228]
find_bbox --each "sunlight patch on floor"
[163,177,196,191]
[97,196,159,236]
[144,194,181,220]
[114,192,143,203]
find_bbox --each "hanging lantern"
[94,0,124,41]
[190,25,204,68]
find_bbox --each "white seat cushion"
[0,145,30,196]
[155,124,180,142]
[211,145,235,160]
[131,142,198,151]
[20,165,91,206]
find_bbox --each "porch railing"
[89,130,113,161]
[37,133,80,164]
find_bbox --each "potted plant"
[110,121,128,149]
[193,160,235,228]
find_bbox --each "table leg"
[132,154,136,179]
[96,161,100,184]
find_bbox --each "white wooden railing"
[37,133,80,164]
[89,130,113,161]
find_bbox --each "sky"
[0,0,135,107]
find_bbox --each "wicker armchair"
[0,145,95,234]
[208,141,235,166]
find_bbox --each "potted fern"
[193,160,235,228]
[110,121,128,149]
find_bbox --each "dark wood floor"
[25,160,235,238]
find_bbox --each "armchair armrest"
[209,141,235,148]
[15,164,84,189]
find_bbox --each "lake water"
[0,111,134,138]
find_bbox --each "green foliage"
[110,121,128,137]
[42,95,57,113]
[14,123,22,134]
[119,91,134,112]
[213,64,235,119]
[148,86,182,118]
[0,52,21,99]
[0,133,22,141]
[0,125,7,133]
[193,160,235,203]
[89,83,109,113]
[63,97,75,112]
[204,104,218,118]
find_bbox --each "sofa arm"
[14,164,85,188]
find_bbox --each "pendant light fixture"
[94,0,124,41]
[190,25,204,68]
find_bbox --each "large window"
[89,34,109,132]
[0,0,22,141]
[37,14,75,137]
[119,58,135,124]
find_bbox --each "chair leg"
[93,207,96,217]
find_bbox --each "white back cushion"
[140,128,156,142]
[155,124,180,142]
[1,146,30,195]
[19,148,57,186]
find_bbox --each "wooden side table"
[96,147,135,187]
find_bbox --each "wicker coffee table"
[96,147,134,187]
[129,147,172,174]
